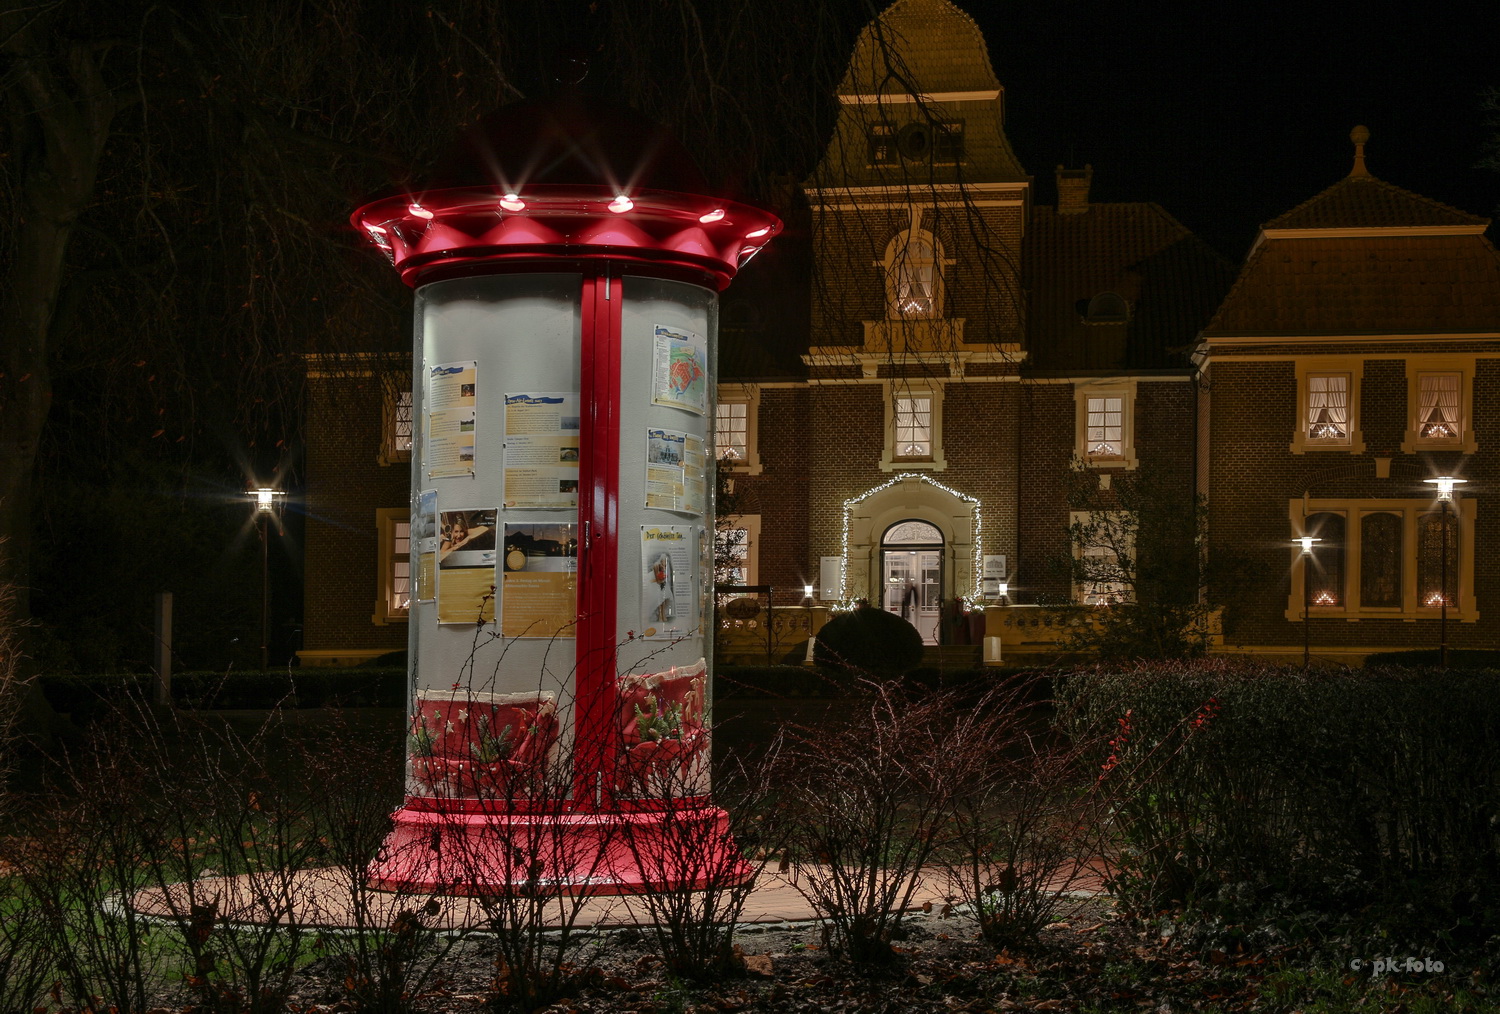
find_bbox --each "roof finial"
[1349,125,1370,178]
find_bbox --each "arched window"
[883,231,944,319]
[1084,292,1129,323]
[1306,511,1345,607]
[1359,512,1402,608]
[1417,512,1459,608]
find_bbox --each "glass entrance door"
[880,520,944,645]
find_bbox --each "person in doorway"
[901,578,919,621]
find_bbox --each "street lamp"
[1422,476,1466,667]
[1294,534,1321,670]
[803,583,816,663]
[997,579,1009,606]
[247,486,284,671]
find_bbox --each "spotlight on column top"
[407,203,434,220]
[745,225,771,238]
[499,193,526,212]
[1423,476,1467,502]
[608,193,634,214]
[698,208,725,224]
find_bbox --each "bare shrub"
[935,681,1103,950]
[294,709,458,1014]
[773,679,976,964]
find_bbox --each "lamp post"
[248,487,283,672]
[803,582,816,663]
[1422,476,1466,667]
[1295,534,1320,670]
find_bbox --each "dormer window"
[1084,292,1129,323]
[867,121,896,166]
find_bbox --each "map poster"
[650,325,707,415]
[414,489,438,602]
[503,393,581,508]
[501,523,578,639]
[645,428,707,515]
[436,507,496,624]
[641,525,694,640]
[427,361,478,478]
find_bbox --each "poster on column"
[640,525,694,640]
[644,428,706,515]
[650,325,707,415]
[436,507,496,624]
[698,525,713,633]
[414,489,438,602]
[427,362,478,478]
[501,523,578,638]
[503,393,581,508]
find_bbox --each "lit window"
[1304,512,1345,608]
[715,387,763,474]
[880,383,946,471]
[1417,512,1459,608]
[883,230,944,319]
[1086,396,1123,459]
[895,396,932,459]
[715,514,760,589]
[716,402,747,462]
[1306,374,1349,443]
[1287,498,1477,620]
[1403,361,1475,452]
[1291,359,1364,454]
[1417,374,1460,439]
[1070,511,1133,606]
[374,508,411,624]
[380,378,413,465]
[1074,382,1137,468]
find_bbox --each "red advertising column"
[351,180,778,895]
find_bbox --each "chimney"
[1056,164,1092,215]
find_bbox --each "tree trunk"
[0,26,118,615]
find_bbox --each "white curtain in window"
[1087,396,1123,456]
[1418,373,1459,438]
[1307,375,1348,438]
[894,239,935,316]
[896,396,932,457]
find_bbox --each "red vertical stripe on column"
[575,269,622,810]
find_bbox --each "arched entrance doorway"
[881,519,944,644]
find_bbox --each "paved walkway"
[129,863,1107,932]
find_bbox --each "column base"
[367,800,752,897]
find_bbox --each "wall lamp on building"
[1422,475,1466,667]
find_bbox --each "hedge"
[38,667,407,717]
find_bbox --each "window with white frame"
[714,387,763,473]
[883,230,944,319]
[1074,382,1137,468]
[1305,374,1350,443]
[881,383,946,471]
[715,514,760,589]
[1402,359,1476,453]
[1070,511,1134,605]
[895,395,932,459]
[867,121,896,166]
[379,380,413,466]
[1291,359,1364,453]
[1288,498,1477,620]
[374,508,411,624]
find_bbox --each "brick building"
[298,0,1500,664]
[1199,125,1500,659]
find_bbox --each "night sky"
[959,0,1499,259]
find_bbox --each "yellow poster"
[503,393,580,508]
[427,362,478,478]
[436,508,496,624]
[501,523,578,638]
